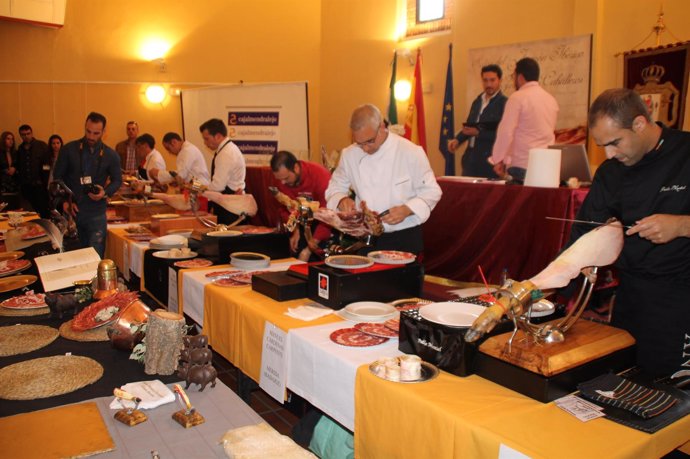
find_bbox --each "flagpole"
[387,50,398,125]
[439,43,455,175]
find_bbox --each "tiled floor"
[212,351,302,438]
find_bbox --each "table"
[81,381,263,458]
[287,321,401,431]
[197,272,690,458]
[354,368,690,458]
[423,179,588,284]
[105,226,150,285]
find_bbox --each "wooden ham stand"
[475,319,636,402]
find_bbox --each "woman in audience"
[0,131,19,194]
[46,134,63,184]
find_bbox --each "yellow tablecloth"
[355,366,690,458]
[201,270,341,382]
[105,227,128,274]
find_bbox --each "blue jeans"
[77,212,107,258]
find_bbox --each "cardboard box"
[307,263,424,310]
[114,204,174,223]
[252,271,307,301]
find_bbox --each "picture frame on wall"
[624,41,690,130]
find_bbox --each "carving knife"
[545,217,632,230]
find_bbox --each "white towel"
[109,379,176,410]
[285,305,333,321]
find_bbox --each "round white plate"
[368,250,416,265]
[152,213,179,219]
[152,250,197,260]
[325,255,374,270]
[343,301,397,320]
[207,230,243,237]
[452,287,497,298]
[419,302,486,327]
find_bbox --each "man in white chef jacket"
[325,104,442,254]
[150,132,210,187]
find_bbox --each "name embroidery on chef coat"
[660,185,687,193]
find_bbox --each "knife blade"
[545,216,632,230]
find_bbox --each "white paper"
[168,266,179,314]
[554,394,605,422]
[259,322,287,403]
[34,247,101,292]
[498,444,532,459]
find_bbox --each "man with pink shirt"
[489,57,559,182]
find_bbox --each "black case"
[398,299,512,377]
[252,271,308,301]
[198,232,291,261]
[307,263,424,310]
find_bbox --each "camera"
[83,183,101,195]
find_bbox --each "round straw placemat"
[59,319,109,342]
[0,324,59,356]
[0,355,103,400]
[0,306,49,317]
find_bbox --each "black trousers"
[361,225,424,255]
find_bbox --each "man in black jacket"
[570,88,690,377]
[17,124,50,217]
[448,64,507,178]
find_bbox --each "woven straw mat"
[0,324,59,357]
[0,306,49,317]
[59,320,110,342]
[0,355,103,400]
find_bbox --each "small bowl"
[230,252,270,270]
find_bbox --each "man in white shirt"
[489,57,559,182]
[199,118,246,223]
[325,104,442,254]
[135,133,166,180]
[151,132,210,186]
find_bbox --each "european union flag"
[439,43,455,176]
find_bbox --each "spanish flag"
[404,48,427,153]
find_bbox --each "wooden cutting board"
[478,319,635,377]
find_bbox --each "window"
[417,0,444,23]
[405,0,452,38]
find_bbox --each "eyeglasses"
[355,129,380,148]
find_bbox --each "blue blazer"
[455,91,507,157]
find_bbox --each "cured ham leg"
[465,223,624,342]
[151,193,191,211]
[202,191,258,217]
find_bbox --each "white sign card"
[259,321,287,403]
[34,247,100,292]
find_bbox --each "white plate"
[152,213,179,219]
[325,255,374,270]
[419,302,486,327]
[150,234,188,246]
[152,250,197,260]
[343,301,397,320]
[207,230,243,237]
[368,250,416,265]
[451,287,498,298]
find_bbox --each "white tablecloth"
[286,321,402,431]
[180,260,306,326]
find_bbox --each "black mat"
[0,282,178,417]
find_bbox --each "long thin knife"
[545,216,632,230]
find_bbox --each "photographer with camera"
[53,112,122,257]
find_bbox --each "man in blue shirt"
[53,112,122,257]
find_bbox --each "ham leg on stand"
[465,222,624,343]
